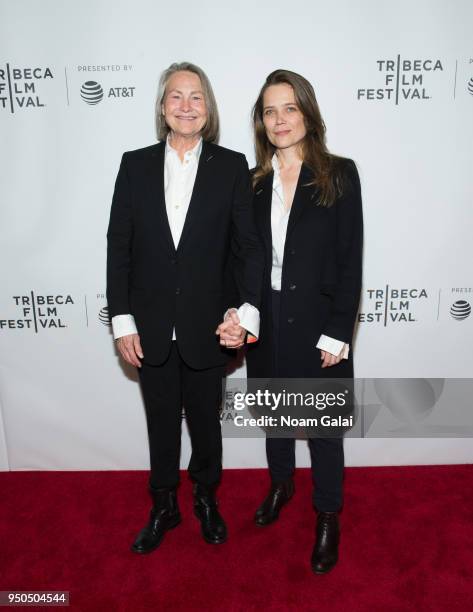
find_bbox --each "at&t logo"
[79,80,135,105]
[80,81,103,105]
[450,300,471,320]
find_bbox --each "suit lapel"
[255,163,319,261]
[148,141,176,254]
[177,140,215,253]
[285,162,318,240]
[253,171,274,267]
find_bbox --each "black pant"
[267,289,344,512]
[138,342,225,490]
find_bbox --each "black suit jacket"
[246,158,363,379]
[106,140,264,369]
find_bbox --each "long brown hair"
[252,69,343,207]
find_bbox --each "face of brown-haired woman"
[262,83,307,154]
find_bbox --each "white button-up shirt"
[270,154,349,359]
[111,136,259,341]
[164,135,202,249]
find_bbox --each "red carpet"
[1,465,472,611]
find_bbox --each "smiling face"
[262,83,307,153]
[162,70,208,139]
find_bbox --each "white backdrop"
[1,0,472,472]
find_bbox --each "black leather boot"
[311,511,340,574]
[131,487,181,554]
[193,483,227,544]
[254,479,294,526]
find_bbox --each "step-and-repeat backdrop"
[1,0,472,471]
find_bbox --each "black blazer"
[245,158,363,379]
[106,140,264,369]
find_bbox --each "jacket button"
[287,317,294,324]
[171,258,177,264]
[175,288,181,295]
[290,249,296,255]
[289,284,296,291]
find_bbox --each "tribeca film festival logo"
[74,64,135,105]
[357,56,443,104]
[449,288,472,321]
[0,64,54,112]
[358,286,428,325]
[0,293,74,332]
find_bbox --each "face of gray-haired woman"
[162,70,208,140]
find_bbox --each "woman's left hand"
[320,344,347,368]
[215,310,246,348]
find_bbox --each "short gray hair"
[155,62,220,143]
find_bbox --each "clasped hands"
[215,311,346,368]
[115,310,245,368]
[215,309,246,349]
[116,310,346,367]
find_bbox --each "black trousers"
[267,289,344,512]
[138,342,225,490]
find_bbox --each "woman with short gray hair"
[106,61,264,554]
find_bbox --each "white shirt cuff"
[316,335,349,359]
[224,303,260,340]
[111,314,138,340]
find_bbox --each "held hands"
[115,328,342,366]
[320,344,347,368]
[116,333,144,368]
[215,309,246,349]
[116,310,250,367]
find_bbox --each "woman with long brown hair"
[227,69,363,573]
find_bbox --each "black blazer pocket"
[320,284,336,298]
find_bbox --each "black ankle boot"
[311,511,340,574]
[193,483,227,544]
[131,487,181,554]
[254,479,294,526]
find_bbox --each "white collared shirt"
[164,135,202,249]
[270,154,349,359]
[111,136,259,341]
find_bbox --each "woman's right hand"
[320,345,346,368]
